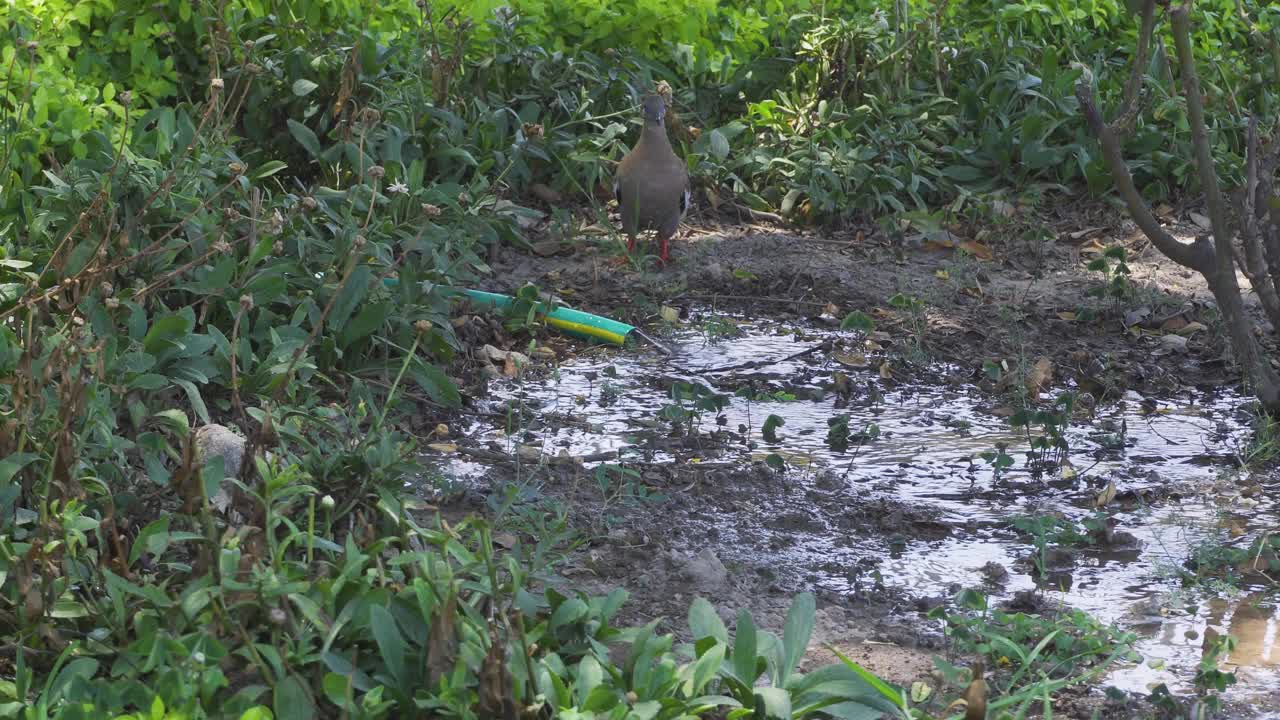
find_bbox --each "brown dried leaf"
[426,594,459,687]
[958,240,994,260]
[834,352,868,368]
[1095,480,1117,508]
[1025,357,1053,400]
[476,631,518,720]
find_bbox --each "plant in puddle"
[660,381,729,436]
[1012,514,1089,579]
[932,590,1140,718]
[1010,391,1076,475]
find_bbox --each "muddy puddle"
[436,308,1280,708]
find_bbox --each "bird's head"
[640,94,667,126]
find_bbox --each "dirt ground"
[432,199,1278,719]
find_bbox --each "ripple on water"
[432,309,1280,707]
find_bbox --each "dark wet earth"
[427,307,1280,715]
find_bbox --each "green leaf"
[252,161,289,180]
[688,598,729,645]
[762,415,784,443]
[780,593,816,686]
[339,301,390,348]
[143,313,194,355]
[273,673,315,720]
[733,610,759,686]
[840,311,875,332]
[174,379,211,425]
[551,598,589,631]
[709,129,730,161]
[322,672,355,711]
[576,655,604,707]
[826,647,908,710]
[687,642,725,696]
[291,79,319,96]
[327,265,371,334]
[0,454,39,486]
[129,517,171,566]
[370,605,408,690]
[287,119,322,158]
[941,165,985,182]
[152,409,190,438]
[755,686,792,719]
[410,358,461,408]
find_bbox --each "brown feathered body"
[614,94,690,263]
[964,658,987,720]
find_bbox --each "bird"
[963,658,987,720]
[613,93,691,266]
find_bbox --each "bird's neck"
[638,119,673,154]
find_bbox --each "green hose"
[382,280,635,345]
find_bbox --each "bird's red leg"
[660,233,671,266]
[626,235,636,253]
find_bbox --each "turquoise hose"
[382,279,635,345]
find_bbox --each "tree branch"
[1075,79,1213,271]
[1115,0,1159,134]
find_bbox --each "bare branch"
[1170,2,1234,271]
[1115,0,1159,134]
[1075,79,1213,271]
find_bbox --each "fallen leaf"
[936,269,951,280]
[434,423,450,438]
[835,352,869,368]
[1025,357,1053,400]
[427,442,457,454]
[1123,307,1151,327]
[879,362,893,379]
[1067,227,1106,240]
[923,239,955,252]
[1159,315,1189,332]
[659,306,680,323]
[1176,321,1207,336]
[531,239,562,257]
[1095,480,1117,508]
[824,302,840,316]
[1057,311,1078,321]
[494,533,518,549]
[1079,238,1107,255]
[958,240,994,260]
[529,183,562,204]
[1160,334,1189,353]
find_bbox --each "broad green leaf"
[291,79,319,96]
[369,605,407,690]
[780,592,815,686]
[688,598,729,645]
[0,453,39,486]
[287,119,322,158]
[273,673,314,720]
[410,358,461,408]
[732,610,758,686]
